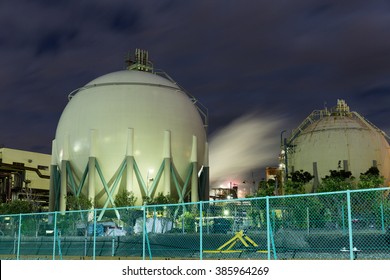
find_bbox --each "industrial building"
[283,99,390,191]
[0,147,50,208]
[49,49,209,216]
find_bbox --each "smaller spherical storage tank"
[288,101,390,185]
[54,69,206,206]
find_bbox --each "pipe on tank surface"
[312,162,319,193]
[343,160,349,172]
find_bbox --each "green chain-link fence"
[1,187,389,260]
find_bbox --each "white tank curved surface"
[54,70,206,206]
[288,101,390,185]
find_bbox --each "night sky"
[1,1,390,185]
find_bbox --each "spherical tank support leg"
[191,135,199,202]
[163,130,171,196]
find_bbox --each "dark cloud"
[109,9,141,32]
[358,87,390,99]
[35,29,79,56]
[0,0,389,160]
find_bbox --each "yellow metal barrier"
[203,230,268,254]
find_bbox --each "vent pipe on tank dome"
[125,49,153,72]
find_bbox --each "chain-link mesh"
[269,192,350,259]
[349,190,390,259]
[1,188,389,260]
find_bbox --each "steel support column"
[49,140,58,212]
[191,135,199,202]
[126,128,134,193]
[163,130,171,195]
[59,160,68,213]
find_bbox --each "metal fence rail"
[1,187,389,260]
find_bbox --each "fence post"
[17,214,22,260]
[346,190,354,260]
[152,206,157,233]
[199,201,203,260]
[52,212,57,260]
[93,209,97,260]
[111,231,115,257]
[266,196,271,260]
[142,203,146,260]
[206,206,210,234]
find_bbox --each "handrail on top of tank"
[352,111,390,142]
[154,69,209,130]
[287,109,330,144]
[67,82,181,101]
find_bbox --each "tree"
[252,179,276,197]
[0,200,45,237]
[291,170,314,183]
[114,190,137,207]
[351,166,385,222]
[318,167,384,193]
[284,170,314,195]
[143,192,175,205]
[0,200,35,214]
[113,190,140,230]
[317,170,355,193]
[66,193,93,211]
[358,167,384,189]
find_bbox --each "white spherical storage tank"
[287,100,390,188]
[51,53,207,211]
